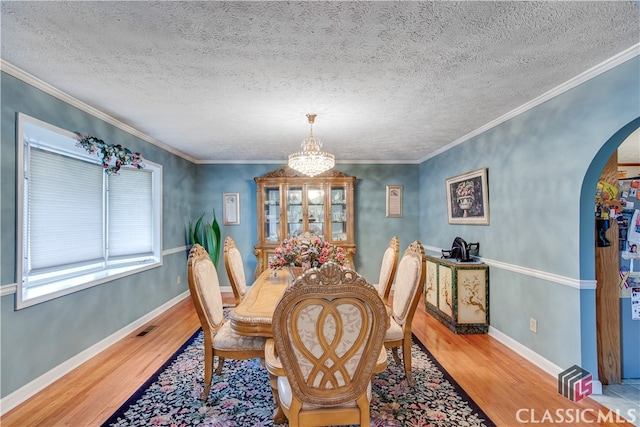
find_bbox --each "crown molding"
[1,60,418,165]
[0,60,198,164]
[419,43,640,163]
[4,43,638,166]
[194,159,420,165]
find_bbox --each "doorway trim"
[579,117,640,383]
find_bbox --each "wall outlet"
[177,275,181,285]
[529,317,538,333]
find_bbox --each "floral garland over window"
[269,236,345,271]
[75,133,144,175]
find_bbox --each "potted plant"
[188,210,221,267]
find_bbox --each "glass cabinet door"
[254,167,356,278]
[330,186,347,241]
[286,186,303,238]
[263,186,281,242]
[307,185,325,237]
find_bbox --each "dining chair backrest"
[377,236,399,303]
[188,244,225,335]
[384,240,426,386]
[188,243,266,400]
[391,240,426,328]
[224,236,247,306]
[268,262,389,426]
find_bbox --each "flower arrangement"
[269,236,345,271]
[75,133,144,175]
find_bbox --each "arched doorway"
[580,117,640,386]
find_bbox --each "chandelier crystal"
[288,114,335,177]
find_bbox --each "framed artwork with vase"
[446,168,489,225]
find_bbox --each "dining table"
[229,265,389,336]
[228,267,291,424]
[228,268,290,337]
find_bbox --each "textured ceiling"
[1,1,639,163]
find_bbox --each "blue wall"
[1,55,639,402]
[0,72,420,399]
[1,72,198,397]
[194,163,420,288]
[419,57,640,377]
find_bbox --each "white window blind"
[108,169,153,257]
[28,148,104,271]
[17,113,162,309]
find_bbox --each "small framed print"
[386,185,403,218]
[223,193,240,225]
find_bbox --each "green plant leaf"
[192,214,204,245]
[211,209,221,266]
[204,226,216,265]
[188,211,221,267]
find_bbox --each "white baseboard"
[488,326,602,395]
[592,380,603,395]
[488,326,563,376]
[0,291,190,415]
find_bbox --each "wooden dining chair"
[187,244,266,400]
[384,240,426,386]
[376,236,400,304]
[265,262,389,427]
[224,236,247,306]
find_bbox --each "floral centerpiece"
[269,236,345,273]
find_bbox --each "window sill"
[17,261,162,309]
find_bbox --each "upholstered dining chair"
[376,236,400,304]
[187,244,266,400]
[265,262,389,427]
[384,240,426,386]
[224,236,247,306]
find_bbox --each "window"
[16,113,162,308]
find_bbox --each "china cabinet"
[424,255,489,334]
[254,167,356,278]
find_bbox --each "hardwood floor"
[1,294,634,426]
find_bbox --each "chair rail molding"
[423,245,596,290]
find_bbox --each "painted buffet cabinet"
[253,167,356,278]
[424,255,489,334]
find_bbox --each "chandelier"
[288,114,335,177]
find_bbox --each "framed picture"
[386,185,403,218]
[445,168,489,225]
[223,193,240,225]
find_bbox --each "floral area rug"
[102,329,495,427]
